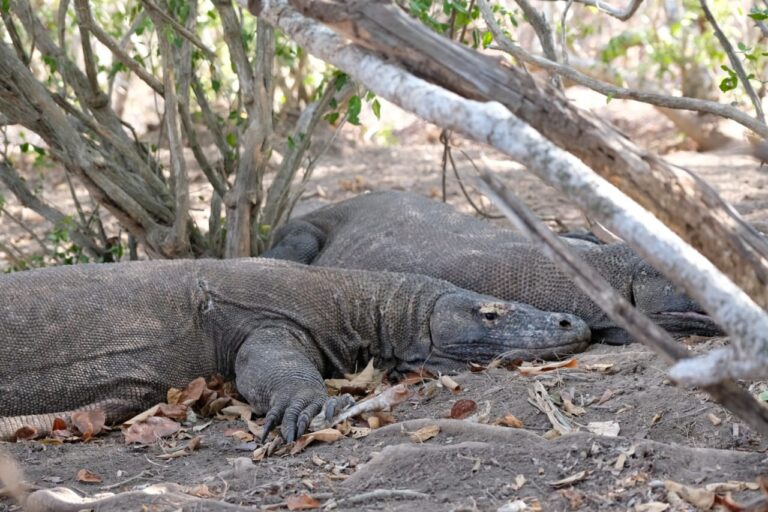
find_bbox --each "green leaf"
[347,95,362,125]
[287,135,296,150]
[333,72,349,91]
[371,99,381,119]
[1,0,10,14]
[365,91,376,101]
[324,112,340,124]
[226,132,238,147]
[211,79,221,93]
[482,30,493,48]
[759,390,768,401]
[19,143,29,153]
[719,76,738,92]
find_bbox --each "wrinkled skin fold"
[264,191,722,344]
[0,258,589,442]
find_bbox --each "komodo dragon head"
[628,263,721,340]
[398,291,591,374]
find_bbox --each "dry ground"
[1,91,768,511]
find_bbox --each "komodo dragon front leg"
[235,327,342,443]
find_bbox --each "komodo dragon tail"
[0,399,134,441]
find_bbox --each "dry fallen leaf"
[286,493,321,510]
[518,358,578,377]
[497,414,524,428]
[52,418,67,431]
[220,403,254,423]
[290,428,345,455]
[344,359,380,389]
[409,424,440,443]
[634,503,669,512]
[71,410,106,441]
[13,426,37,441]
[560,390,586,417]
[157,436,203,460]
[75,469,102,483]
[707,413,722,426]
[584,363,614,373]
[587,421,620,437]
[189,484,215,498]
[510,474,526,491]
[124,404,161,425]
[664,480,715,509]
[704,481,759,492]
[497,500,529,512]
[450,399,477,419]
[549,470,587,489]
[597,389,616,405]
[178,377,207,405]
[123,416,181,444]
[439,375,461,393]
[156,403,188,421]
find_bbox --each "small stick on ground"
[336,489,430,505]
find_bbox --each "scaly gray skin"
[0,258,589,442]
[264,191,722,344]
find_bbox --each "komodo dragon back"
[264,191,721,343]
[0,258,590,442]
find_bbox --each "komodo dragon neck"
[197,260,453,378]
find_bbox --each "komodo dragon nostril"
[559,319,572,329]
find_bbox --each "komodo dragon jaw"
[401,292,591,374]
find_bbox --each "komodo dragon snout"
[414,292,590,373]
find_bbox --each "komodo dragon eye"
[483,312,499,321]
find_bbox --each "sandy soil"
[1,91,768,511]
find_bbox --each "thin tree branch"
[537,0,645,21]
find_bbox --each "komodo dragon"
[0,258,589,442]
[264,191,721,344]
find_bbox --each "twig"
[99,470,152,491]
[477,0,768,139]
[475,171,768,438]
[0,206,55,259]
[453,149,503,219]
[537,0,645,21]
[336,489,429,505]
[700,0,765,124]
